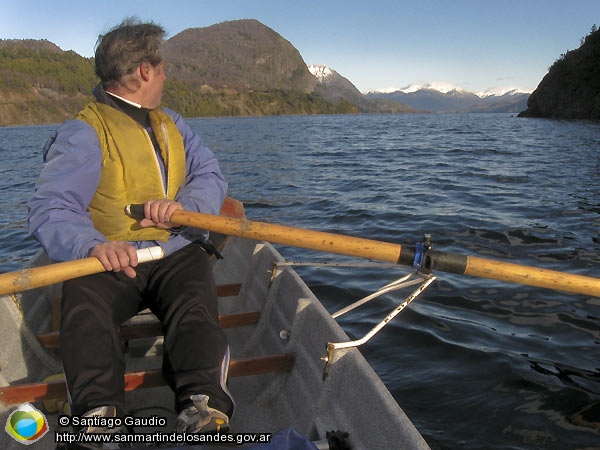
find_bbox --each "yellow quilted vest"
[77,102,186,242]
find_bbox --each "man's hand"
[138,199,183,229]
[92,200,181,278]
[91,241,138,278]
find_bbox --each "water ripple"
[2,114,600,450]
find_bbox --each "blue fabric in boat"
[246,427,318,450]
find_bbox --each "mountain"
[164,19,317,93]
[366,83,529,113]
[0,18,539,126]
[160,19,366,117]
[0,39,96,126]
[308,64,417,113]
[518,27,600,120]
[309,64,363,103]
[0,20,362,126]
[470,90,531,113]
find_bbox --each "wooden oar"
[3,205,599,297]
[0,247,164,297]
[125,205,600,298]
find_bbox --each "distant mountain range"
[0,18,537,126]
[308,65,529,113]
[306,65,529,114]
[364,83,530,113]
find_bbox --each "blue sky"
[2,0,598,94]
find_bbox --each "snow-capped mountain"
[307,64,529,114]
[308,64,417,113]
[308,64,363,102]
[308,64,336,82]
[366,83,530,113]
[476,87,530,98]
[384,81,464,95]
[372,82,529,98]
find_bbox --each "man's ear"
[139,62,151,82]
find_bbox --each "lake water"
[1,113,599,449]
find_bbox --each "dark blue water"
[1,114,599,449]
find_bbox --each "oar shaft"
[0,247,164,296]
[170,210,405,264]
[0,257,104,296]
[168,210,600,298]
[464,255,600,297]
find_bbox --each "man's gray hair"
[95,17,165,90]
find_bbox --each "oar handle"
[125,204,145,219]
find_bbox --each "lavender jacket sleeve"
[28,119,107,261]
[28,110,228,262]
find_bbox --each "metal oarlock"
[413,234,433,273]
[273,258,438,380]
[321,271,437,380]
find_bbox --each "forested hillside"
[0,40,95,125]
[0,20,364,126]
[519,26,600,120]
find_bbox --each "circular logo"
[5,403,49,444]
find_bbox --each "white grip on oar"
[136,246,165,264]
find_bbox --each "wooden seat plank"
[37,311,260,349]
[0,353,296,405]
[215,283,242,297]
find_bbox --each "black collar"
[92,84,151,128]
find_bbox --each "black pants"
[60,243,234,418]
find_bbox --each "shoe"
[175,394,230,434]
[69,406,131,449]
[79,406,129,434]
